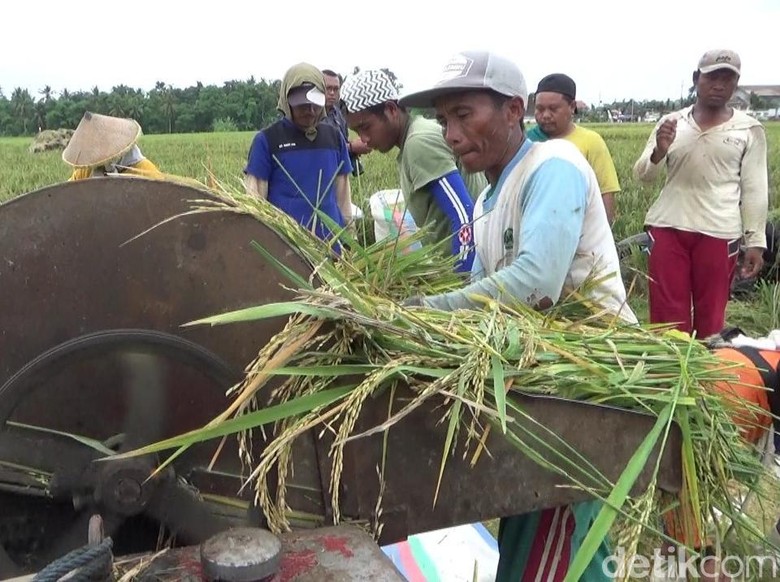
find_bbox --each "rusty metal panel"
[0,177,310,385]
[343,388,683,544]
[0,177,325,514]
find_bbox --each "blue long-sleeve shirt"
[426,170,476,272]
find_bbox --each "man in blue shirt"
[400,50,635,582]
[244,63,353,243]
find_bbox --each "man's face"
[534,91,574,137]
[696,69,739,108]
[346,106,396,153]
[434,91,519,174]
[324,74,340,110]
[290,104,322,131]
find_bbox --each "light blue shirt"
[424,139,588,311]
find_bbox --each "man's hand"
[349,138,371,156]
[401,295,426,308]
[650,118,677,163]
[741,247,764,279]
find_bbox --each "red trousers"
[647,226,738,338]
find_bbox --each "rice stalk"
[122,179,780,575]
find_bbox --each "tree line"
[0,67,407,137]
[1,70,695,137]
[0,78,283,136]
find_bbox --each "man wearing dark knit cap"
[528,73,620,224]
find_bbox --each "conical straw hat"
[62,112,142,167]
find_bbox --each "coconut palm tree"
[10,88,34,134]
[161,85,177,134]
[38,85,53,104]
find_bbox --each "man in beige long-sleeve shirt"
[634,49,768,339]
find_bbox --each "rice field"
[2,122,779,333]
[4,122,779,238]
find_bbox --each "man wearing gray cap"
[340,69,487,273]
[634,49,768,340]
[400,50,635,582]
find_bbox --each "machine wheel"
[0,329,245,576]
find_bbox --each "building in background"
[730,84,780,119]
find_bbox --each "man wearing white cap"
[399,50,635,582]
[634,49,768,340]
[244,63,353,245]
[340,69,487,273]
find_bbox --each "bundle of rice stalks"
[130,181,780,581]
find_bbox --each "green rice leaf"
[491,354,507,434]
[564,403,674,582]
[184,302,342,327]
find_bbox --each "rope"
[32,538,113,582]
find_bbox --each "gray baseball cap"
[399,51,528,108]
[697,49,741,75]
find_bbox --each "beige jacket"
[634,106,768,248]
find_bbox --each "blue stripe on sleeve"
[427,170,476,272]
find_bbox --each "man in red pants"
[634,49,768,338]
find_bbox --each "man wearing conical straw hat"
[63,112,163,181]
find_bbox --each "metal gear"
[0,329,245,576]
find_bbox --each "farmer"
[527,73,621,224]
[244,63,353,244]
[321,68,371,177]
[63,112,162,181]
[399,50,636,582]
[634,49,768,339]
[339,69,487,273]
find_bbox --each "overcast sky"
[2,0,776,107]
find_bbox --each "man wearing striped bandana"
[340,69,488,273]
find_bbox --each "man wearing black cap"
[244,63,353,245]
[527,73,620,224]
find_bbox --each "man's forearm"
[336,175,353,224]
[633,133,664,183]
[740,126,769,248]
[649,148,665,165]
[244,174,268,200]
[424,248,567,312]
[601,192,616,225]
